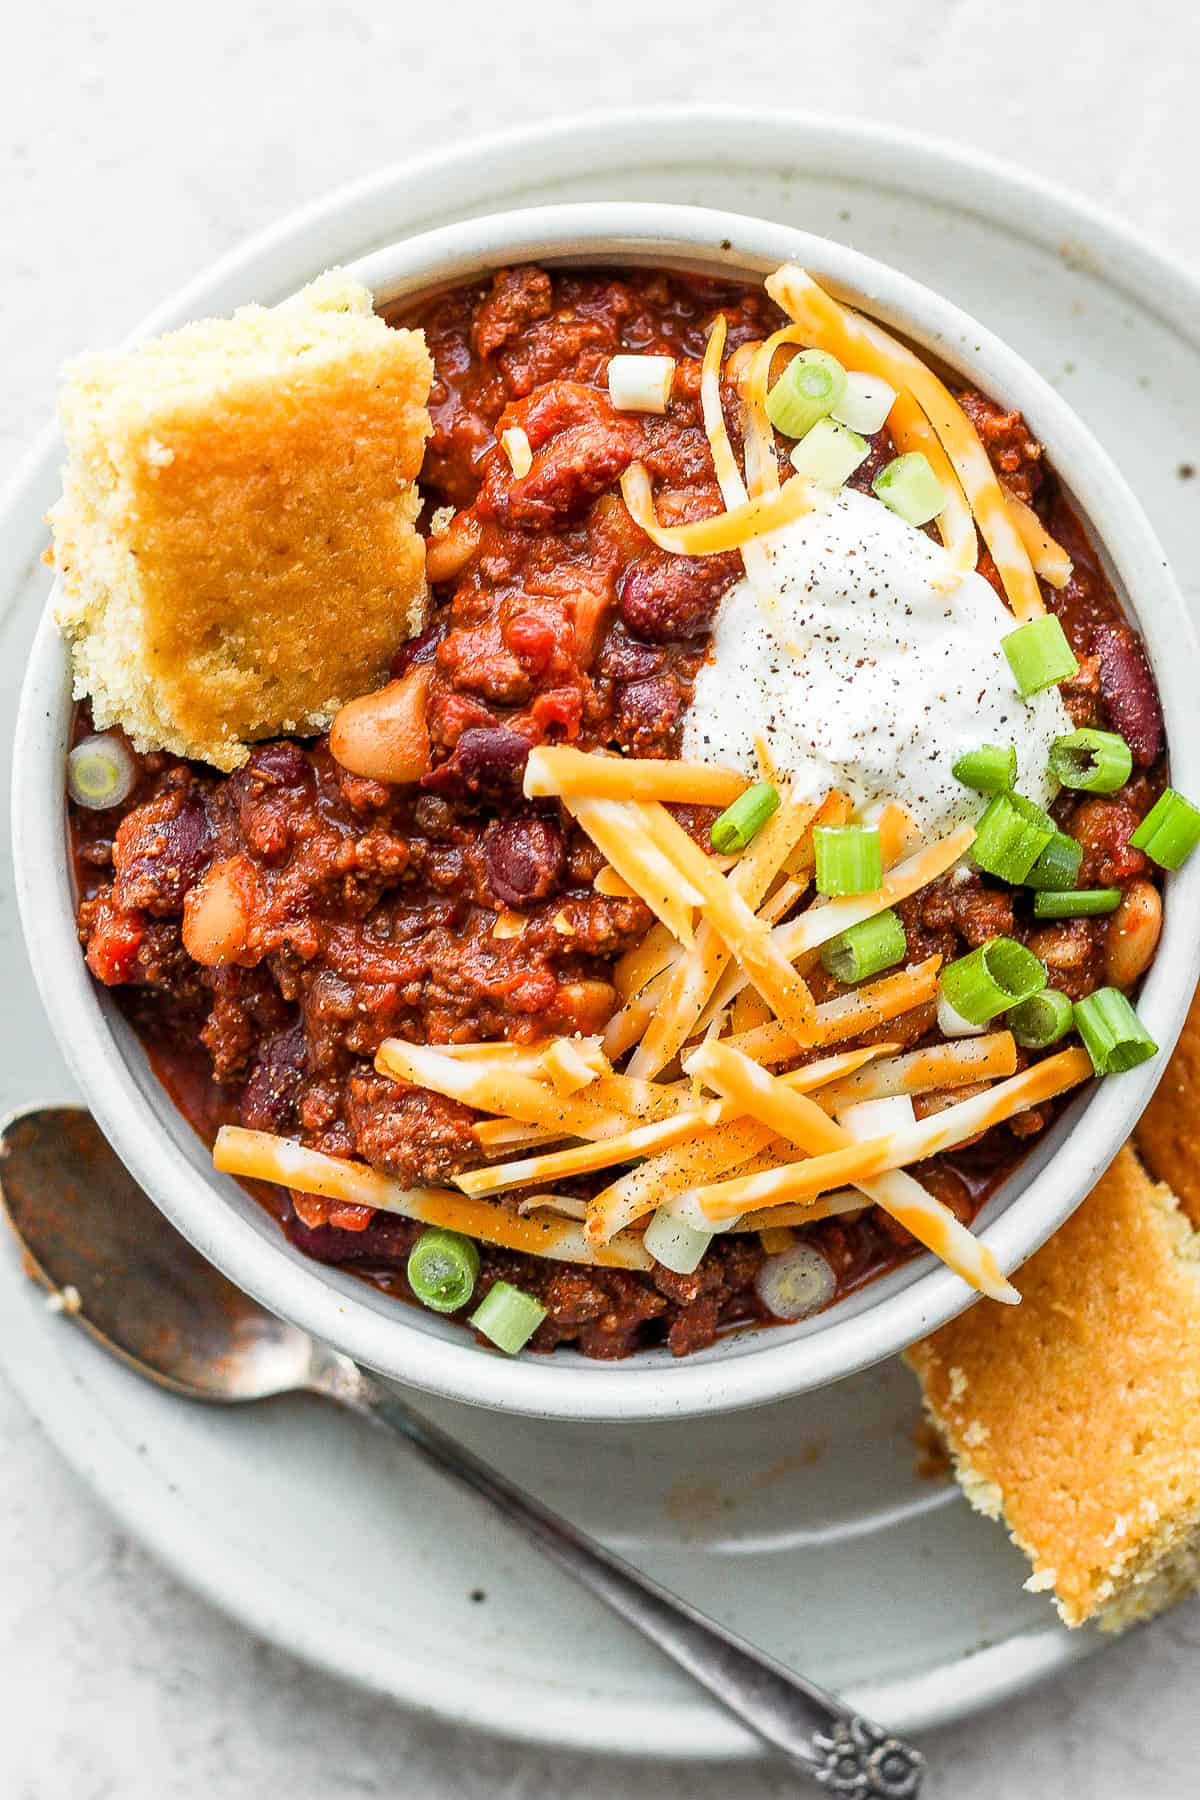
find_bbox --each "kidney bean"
[618,551,740,642]
[112,788,212,915]
[390,619,446,679]
[244,742,310,789]
[612,676,684,754]
[284,1207,421,1266]
[240,1023,307,1133]
[1092,621,1164,766]
[421,725,531,798]
[595,629,665,683]
[485,817,565,907]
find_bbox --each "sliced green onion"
[813,824,883,897]
[1008,988,1075,1050]
[710,781,780,854]
[820,910,907,983]
[469,1280,547,1355]
[754,1244,836,1320]
[940,936,1047,1026]
[766,348,847,440]
[872,451,945,527]
[789,417,869,489]
[406,1228,480,1314]
[66,733,137,810]
[1073,988,1158,1074]
[1032,888,1122,919]
[644,1206,713,1275]
[1129,787,1200,870]
[953,743,1017,795]
[1001,614,1079,696]
[1024,831,1083,892]
[973,792,1055,884]
[606,354,676,414]
[1048,729,1132,794]
[831,371,896,435]
[938,990,986,1038]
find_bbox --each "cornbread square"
[907,1146,1200,1632]
[50,271,432,771]
[1135,983,1200,1226]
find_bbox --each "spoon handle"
[324,1362,924,1794]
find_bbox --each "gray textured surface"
[4,1,1200,1793]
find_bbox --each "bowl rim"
[15,199,1200,1422]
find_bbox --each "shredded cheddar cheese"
[524,745,748,807]
[213,1127,652,1270]
[620,460,814,557]
[679,1039,1018,1301]
[765,264,1044,620]
[680,1048,1093,1224]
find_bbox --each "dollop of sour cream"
[682,487,1070,834]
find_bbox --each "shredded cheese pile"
[216,750,1093,1306]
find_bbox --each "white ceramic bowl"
[14,202,1200,1422]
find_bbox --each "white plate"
[3,108,1198,1759]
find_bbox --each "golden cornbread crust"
[907,1146,1200,1632]
[1135,982,1200,1227]
[50,272,432,771]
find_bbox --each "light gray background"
[3,1,1198,1794]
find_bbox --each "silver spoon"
[1,1103,924,1796]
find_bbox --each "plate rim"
[3,104,1196,1759]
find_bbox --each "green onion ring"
[1001,615,1079,696]
[813,824,883,898]
[1129,788,1200,870]
[1048,729,1132,794]
[1073,988,1158,1074]
[710,781,780,854]
[940,936,1047,1026]
[1007,989,1075,1049]
[973,792,1056,885]
[469,1280,547,1355]
[1024,831,1084,892]
[952,744,1017,795]
[407,1228,480,1314]
[820,910,907,984]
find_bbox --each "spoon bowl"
[1,1106,322,1402]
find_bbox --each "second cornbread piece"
[1135,982,1200,1221]
[50,271,432,771]
[907,1146,1200,1632]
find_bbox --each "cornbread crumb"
[50,271,432,771]
[907,1147,1200,1631]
